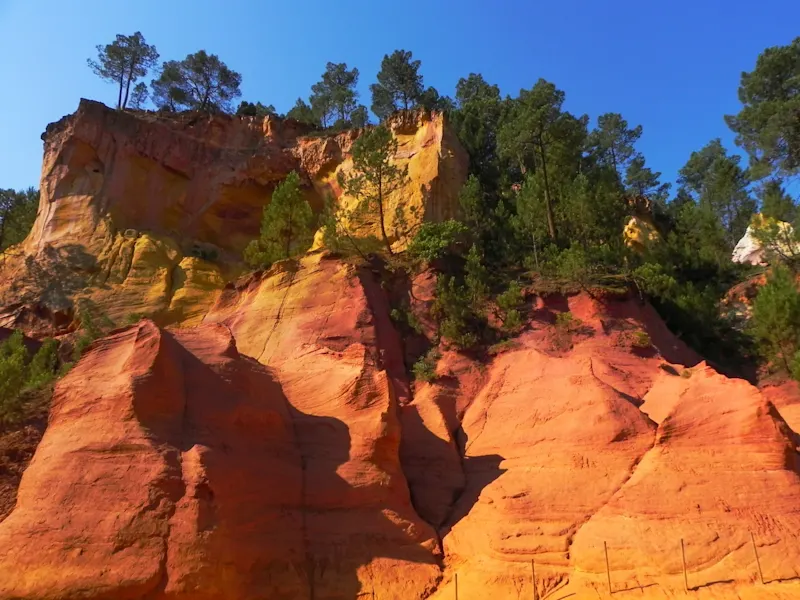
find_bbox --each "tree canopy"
[0,188,38,252]
[151,50,242,113]
[725,37,800,179]
[337,126,408,253]
[87,32,159,110]
[370,50,424,120]
[244,172,313,268]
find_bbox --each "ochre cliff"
[4,102,800,600]
[0,100,466,335]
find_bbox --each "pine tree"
[151,51,242,113]
[0,188,38,252]
[310,62,360,127]
[87,32,159,109]
[725,37,800,179]
[588,113,642,178]
[625,154,671,203]
[677,139,756,247]
[370,50,424,120]
[244,172,313,268]
[286,98,318,126]
[337,126,408,254]
[751,266,800,375]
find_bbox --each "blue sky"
[0,0,798,191]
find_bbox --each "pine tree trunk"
[117,73,124,110]
[122,61,134,109]
[377,176,393,255]
[539,138,557,239]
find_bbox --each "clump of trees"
[0,331,59,424]
[150,51,242,113]
[81,33,800,381]
[0,188,38,253]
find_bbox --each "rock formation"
[3,102,800,600]
[0,100,466,336]
[732,215,798,265]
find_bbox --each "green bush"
[630,330,652,349]
[433,275,483,349]
[0,332,60,424]
[0,331,28,422]
[751,265,800,376]
[496,282,525,333]
[412,349,441,382]
[25,339,59,389]
[407,220,469,262]
[555,311,580,331]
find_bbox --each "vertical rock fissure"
[258,267,298,365]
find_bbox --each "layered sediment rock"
[0,101,466,335]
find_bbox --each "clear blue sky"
[0,0,798,192]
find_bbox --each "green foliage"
[498,79,588,240]
[0,187,38,252]
[725,37,800,179]
[87,32,159,109]
[587,112,642,177]
[412,349,441,382]
[450,74,504,190]
[244,171,313,269]
[464,244,489,311]
[0,333,60,424]
[433,275,482,349]
[151,50,242,113]
[759,179,797,222]
[751,266,800,375]
[625,154,671,204]
[418,87,454,113]
[286,98,319,126]
[408,220,469,262]
[124,313,145,325]
[677,139,756,248]
[73,300,115,361]
[370,50,424,120]
[496,281,525,333]
[25,339,58,389]
[129,82,149,110]
[337,126,408,254]
[555,311,580,331]
[236,101,277,117]
[630,330,652,349]
[390,307,423,335]
[0,331,27,422]
[310,62,361,127]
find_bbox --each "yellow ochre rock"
[624,215,660,252]
[0,100,466,335]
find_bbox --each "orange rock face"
[3,270,800,598]
[4,100,800,600]
[0,101,466,335]
[0,316,438,599]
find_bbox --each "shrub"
[631,330,652,349]
[496,282,525,333]
[433,275,482,349]
[390,307,423,335]
[0,331,27,422]
[407,220,469,262]
[555,311,580,331]
[553,311,583,351]
[25,339,58,389]
[751,265,800,376]
[412,349,441,382]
